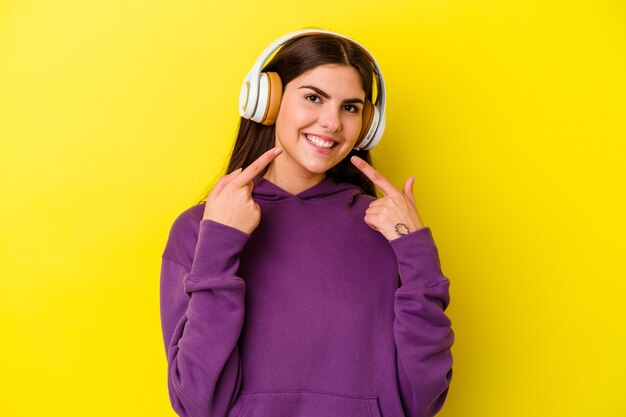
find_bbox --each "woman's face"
[269,64,366,182]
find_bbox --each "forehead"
[290,64,365,97]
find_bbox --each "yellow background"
[1,0,624,416]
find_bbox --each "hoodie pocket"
[233,391,382,417]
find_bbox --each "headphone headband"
[239,29,386,150]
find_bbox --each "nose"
[318,105,342,133]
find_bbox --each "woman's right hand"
[202,147,283,235]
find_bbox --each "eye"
[343,104,360,113]
[305,94,322,103]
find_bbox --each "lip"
[303,133,336,154]
[304,132,338,143]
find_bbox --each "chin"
[304,165,333,175]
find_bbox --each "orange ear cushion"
[357,100,375,145]
[262,72,283,125]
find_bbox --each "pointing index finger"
[230,147,283,188]
[350,155,400,196]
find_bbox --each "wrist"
[387,221,423,241]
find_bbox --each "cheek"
[347,117,363,142]
[276,98,313,130]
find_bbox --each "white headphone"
[238,29,387,151]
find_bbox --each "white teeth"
[305,134,334,149]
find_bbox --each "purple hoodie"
[160,175,454,417]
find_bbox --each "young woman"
[160,29,454,417]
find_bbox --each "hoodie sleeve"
[160,215,250,417]
[389,227,455,417]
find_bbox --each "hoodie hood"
[252,175,364,203]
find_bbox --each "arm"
[160,217,250,417]
[390,227,455,417]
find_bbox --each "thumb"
[403,175,416,207]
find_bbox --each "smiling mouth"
[304,134,336,149]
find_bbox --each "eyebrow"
[298,85,365,105]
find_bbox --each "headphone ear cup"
[261,72,283,125]
[356,100,375,148]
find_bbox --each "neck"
[263,164,326,195]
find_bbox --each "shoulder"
[161,203,206,269]
[351,192,377,213]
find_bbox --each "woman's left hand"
[351,155,425,241]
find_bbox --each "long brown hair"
[198,33,382,203]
